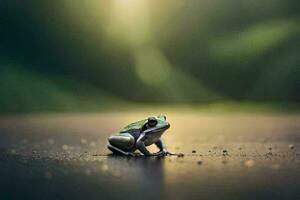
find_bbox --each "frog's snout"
[166,123,170,129]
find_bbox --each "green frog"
[107,115,171,156]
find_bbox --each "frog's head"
[142,115,170,136]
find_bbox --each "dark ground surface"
[0,111,300,200]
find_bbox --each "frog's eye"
[148,117,157,127]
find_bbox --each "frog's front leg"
[154,139,170,156]
[136,134,166,156]
[107,133,135,156]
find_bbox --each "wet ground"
[0,111,300,200]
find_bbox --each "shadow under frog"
[106,155,165,199]
[107,115,171,157]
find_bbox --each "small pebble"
[192,150,196,153]
[289,144,294,150]
[177,153,184,157]
[268,147,272,151]
[266,152,273,156]
[222,149,228,155]
[197,160,203,165]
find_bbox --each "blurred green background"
[0,0,299,113]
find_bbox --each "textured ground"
[0,111,299,200]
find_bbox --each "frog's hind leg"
[107,133,135,156]
[107,144,134,156]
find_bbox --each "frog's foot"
[107,143,135,156]
[154,149,175,157]
[145,150,168,157]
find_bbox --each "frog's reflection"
[105,155,164,198]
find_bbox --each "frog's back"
[120,119,147,140]
[121,119,147,132]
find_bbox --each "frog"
[107,115,171,156]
